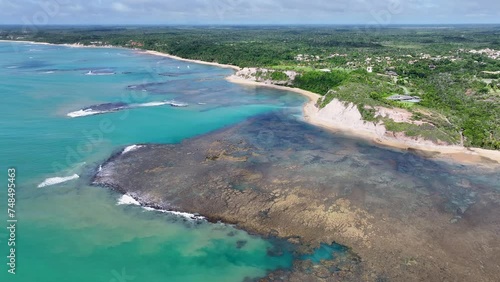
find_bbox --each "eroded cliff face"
[93,113,500,282]
[308,99,473,152]
[307,98,387,138]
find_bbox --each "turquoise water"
[0,42,305,281]
[301,243,348,265]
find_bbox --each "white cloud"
[111,2,131,12]
[0,0,499,24]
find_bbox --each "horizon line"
[1,23,500,27]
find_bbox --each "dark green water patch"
[301,243,349,265]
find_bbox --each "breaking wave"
[117,194,140,206]
[38,174,79,188]
[116,195,205,221]
[66,102,128,118]
[143,207,206,221]
[122,145,144,155]
[85,70,115,76]
[67,100,188,118]
[67,109,106,118]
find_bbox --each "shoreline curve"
[2,40,499,165]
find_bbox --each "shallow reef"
[94,111,500,281]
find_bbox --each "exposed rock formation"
[94,113,500,281]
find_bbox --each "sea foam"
[142,207,205,221]
[67,100,187,118]
[85,70,115,76]
[67,109,104,118]
[136,101,188,108]
[38,174,79,188]
[167,100,189,107]
[117,194,140,206]
[122,145,144,155]
[137,101,171,107]
[116,195,205,221]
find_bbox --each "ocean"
[1,41,499,282]
[0,42,305,282]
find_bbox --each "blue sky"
[0,0,499,25]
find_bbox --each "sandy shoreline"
[226,75,322,102]
[0,39,54,45]
[0,40,122,49]
[143,50,241,71]
[226,76,500,165]
[2,40,498,165]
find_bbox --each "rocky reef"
[93,112,500,281]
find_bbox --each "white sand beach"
[143,50,241,71]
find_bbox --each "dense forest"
[1,25,499,149]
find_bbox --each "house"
[386,95,421,103]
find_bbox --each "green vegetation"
[319,70,401,108]
[1,25,499,149]
[358,104,377,122]
[293,70,349,95]
[270,71,288,81]
[383,119,458,144]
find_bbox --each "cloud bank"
[0,0,499,25]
